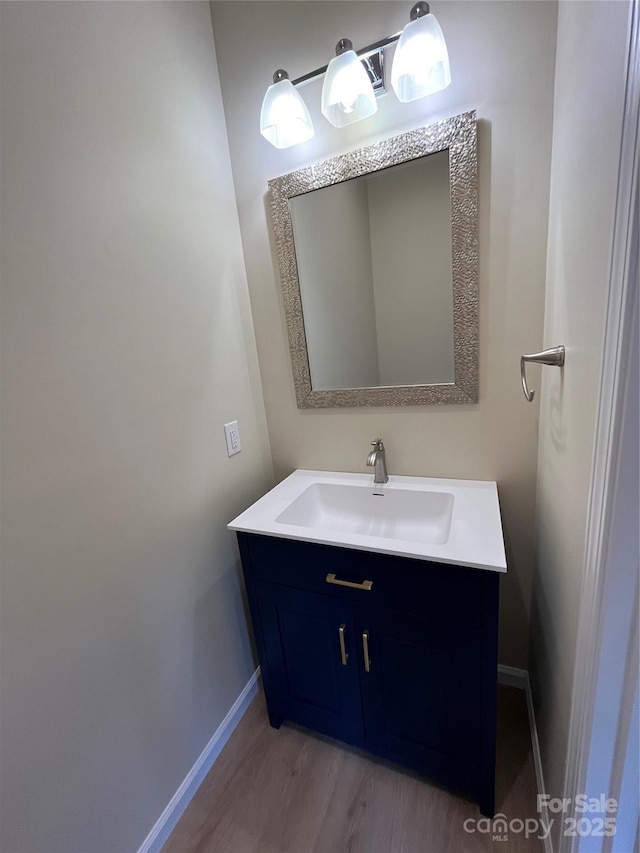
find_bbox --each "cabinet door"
[255,582,364,746]
[354,604,483,794]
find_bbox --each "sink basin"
[228,470,507,572]
[275,482,454,545]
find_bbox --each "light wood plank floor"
[164,685,543,853]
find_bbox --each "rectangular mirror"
[269,110,478,408]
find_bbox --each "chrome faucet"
[367,438,389,484]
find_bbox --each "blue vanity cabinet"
[237,532,499,817]
[353,604,484,797]
[253,582,365,746]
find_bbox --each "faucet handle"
[371,438,384,449]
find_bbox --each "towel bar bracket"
[520,346,565,402]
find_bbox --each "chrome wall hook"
[520,346,565,402]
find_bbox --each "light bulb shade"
[321,50,377,128]
[391,13,451,103]
[260,78,314,149]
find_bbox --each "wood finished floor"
[164,685,542,853]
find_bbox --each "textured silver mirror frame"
[268,110,478,408]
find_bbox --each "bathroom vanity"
[229,470,506,816]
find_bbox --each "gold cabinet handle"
[326,573,373,591]
[338,624,349,666]
[362,629,371,673]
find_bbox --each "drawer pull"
[326,573,373,591]
[362,629,371,672]
[338,624,348,666]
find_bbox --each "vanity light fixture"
[259,2,450,148]
[259,69,315,149]
[321,39,378,128]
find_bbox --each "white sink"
[228,470,507,573]
[276,482,454,546]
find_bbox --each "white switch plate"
[224,420,242,456]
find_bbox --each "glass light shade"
[260,78,314,149]
[391,13,451,103]
[321,50,377,128]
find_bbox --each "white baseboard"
[497,663,529,690]
[498,665,552,853]
[137,667,261,853]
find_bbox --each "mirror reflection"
[290,151,454,390]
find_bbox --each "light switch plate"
[224,421,242,456]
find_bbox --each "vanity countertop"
[228,470,507,573]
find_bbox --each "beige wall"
[210,0,558,667]
[529,1,630,847]
[0,3,272,851]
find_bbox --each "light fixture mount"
[410,2,430,21]
[362,50,385,96]
[335,38,353,56]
